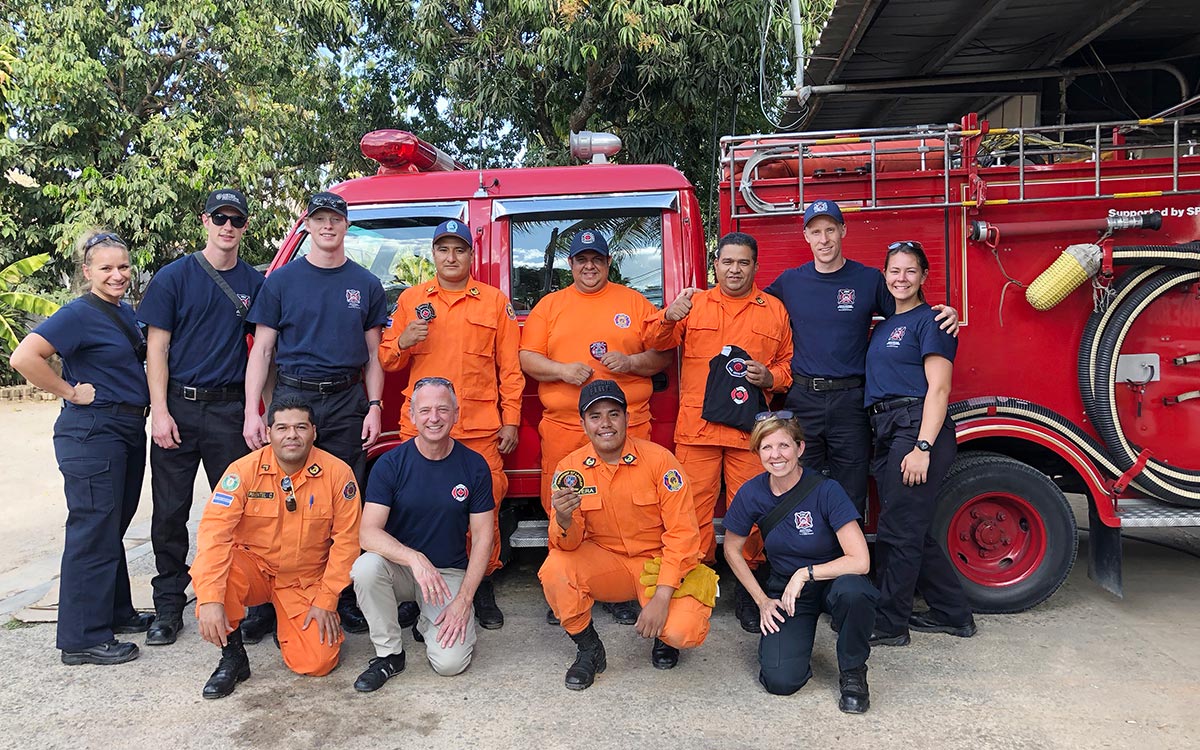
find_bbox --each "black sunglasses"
[281,476,297,513]
[754,410,796,422]
[310,195,347,210]
[210,212,247,228]
[888,240,924,252]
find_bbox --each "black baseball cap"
[306,191,349,218]
[204,188,249,216]
[568,229,610,259]
[579,379,627,414]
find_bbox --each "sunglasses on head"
[281,476,297,513]
[888,240,924,252]
[210,212,247,228]
[84,232,126,251]
[754,410,796,422]
[310,195,346,210]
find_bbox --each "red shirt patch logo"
[346,289,362,308]
[731,385,749,405]
[451,483,469,502]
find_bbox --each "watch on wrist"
[807,564,815,582]
[368,399,382,409]
[915,439,932,452]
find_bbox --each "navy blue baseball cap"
[432,219,472,247]
[204,188,249,216]
[569,229,610,259]
[803,199,845,226]
[579,379,627,414]
[306,191,348,218]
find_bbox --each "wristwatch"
[368,399,383,409]
[915,439,932,452]
[806,564,815,582]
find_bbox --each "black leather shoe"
[838,665,870,714]
[651,638,679,670]
[412,625,424,644]
[338,600,369,634]
[868,628,911,647]
[909,610,977,637]
[202,629,250,699]
[61,639,140,665]
[601,600,640,625]
[112,612,155,634]
[145,617,183,646]
[240,603,276,644]
[353,653,406,693]
[546,607,560,626]
[565,624,607,691]
[733,579,759,634]
[473,576,504,630]
[397,601,420,629]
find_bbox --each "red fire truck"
[270,114,1200,614]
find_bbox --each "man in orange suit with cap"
[378,219,522,630]
[191,395,362,699]
[539,380,711,691]
[644,231,793,633]
[521,230,672,625]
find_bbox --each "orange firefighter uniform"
[521,283,661,512]
[539,437,711,649]
[379,279,523,574]
[191,446,362,676]
[643,286,793,564]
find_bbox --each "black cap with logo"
[204,188,249,216]
[578,379,627,415]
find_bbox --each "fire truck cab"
[722,113,1200,612]
[268,130,706,556]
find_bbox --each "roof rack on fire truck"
[722,113,1200,219]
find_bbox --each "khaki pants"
[351,552,476,676]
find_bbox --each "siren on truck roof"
[570,131,622,164]
[360,130,468,174]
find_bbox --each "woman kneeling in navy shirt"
[10,230,151,665]
[865,241,975,647]
[723,413,877,713]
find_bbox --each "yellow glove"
[640,557,720,608]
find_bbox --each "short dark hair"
[716,232,758,262]
[267,395,316,426]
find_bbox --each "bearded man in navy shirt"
[765,200,958,516]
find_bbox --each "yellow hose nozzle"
[1026,243,1102,311]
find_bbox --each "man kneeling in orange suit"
[191,395,362,698]
[539,380,715,690]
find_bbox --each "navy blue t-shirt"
[248,258,387,378]
[365,440,494,570]
[34,296,150,407]
[724,472,861,577]
[137,254,264,387]
[765,259,894,378]
[865,304,958,406]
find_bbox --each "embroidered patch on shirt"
[212,492,234,507]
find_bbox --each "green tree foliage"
[0,253,60,355]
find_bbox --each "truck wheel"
[933,454,1078,614]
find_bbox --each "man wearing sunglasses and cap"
[243,190,388,632]
[378,219,522,631]
[191,395,362,699]
[521,229,672,625]
[539,380,712,691]
[136,187,266,646]
[764,200,957,518]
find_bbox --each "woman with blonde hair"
[10,229,151,665]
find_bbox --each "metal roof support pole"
[790,0,805,95]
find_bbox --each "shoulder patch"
[505,303,516,320]
[662,469,685,492]
[583,456,597,467]
[451,483,470,502]
[343,481,357,501]
[211,492,234,507]
[306,463,322,477]
[220,473,240,491]
[622,453,636,465]
[554,470,585,492]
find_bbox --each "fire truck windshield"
[509,211,664,314]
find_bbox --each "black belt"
[169,380,244,402]
[795,375,864,392]
[68,402,150,418]
[277,371,362,394]
[869,396,923,415]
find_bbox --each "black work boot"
[145,612,183,646]
[564,623,607,691]
[651,638,679,670]
[733,578,759,633]
[397,601,420,629]
[202,627,251,699]
[601,600,640,625]
[838,664,870,714]
[337,587,369,634]
[240,603,276,644]
[473,576,504,630]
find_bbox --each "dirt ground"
[1,400,1198,749]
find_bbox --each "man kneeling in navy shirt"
[350,377,494,692]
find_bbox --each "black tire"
[933,455,1078,614]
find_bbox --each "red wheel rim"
[945,492,1048,587]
